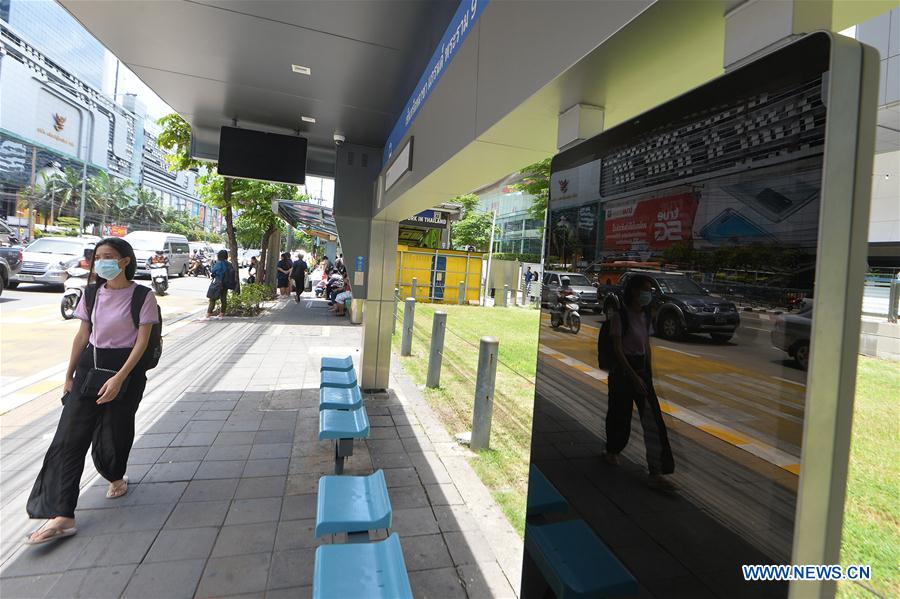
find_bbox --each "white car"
[16,237,96,288]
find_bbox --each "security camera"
[333,133,346,146]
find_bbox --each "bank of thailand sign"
[383,0,489,164]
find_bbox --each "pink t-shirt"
[75,283,159,348]
[610,310,651,357]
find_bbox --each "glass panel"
[524,34,835,598]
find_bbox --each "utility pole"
[482,209,497,306]
[78,159,88,233]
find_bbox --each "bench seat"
[319,386,363,411]
[525,520,637,598]
[316,469,391,537]
[527,465,570,517]
[313,533,413,599]
[319,405,369,441]
[320,369,357,389]
[321,355,354,372]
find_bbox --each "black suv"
[605,271,740,342]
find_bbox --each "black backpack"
[84,284,163,369]
[597,309,631,371]
[225,263,238,290]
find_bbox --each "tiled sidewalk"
[0,297,522,598]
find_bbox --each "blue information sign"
[355,256,365,272]
[383,0,489,164]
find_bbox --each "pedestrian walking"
[25,237,160,544]
[205,250,234,319]
[291,253,308,303]
[276,252,293,297]
[603,274,675,490]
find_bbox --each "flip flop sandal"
[24,525,77,545]
[106,476,129,499]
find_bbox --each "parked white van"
[123,231,191,277]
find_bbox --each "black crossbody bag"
[81,290,130,399]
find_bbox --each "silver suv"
[541,271,600,313]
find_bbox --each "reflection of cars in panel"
[772,300,812,370]
[0,217,21,246]
[603,270,740,342]
[124,231,191,277]
[541,271,600,312]
[16,237,96,288]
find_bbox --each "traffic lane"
[555,309,805,384]
[539,318,805,452]
[1,276,211,385]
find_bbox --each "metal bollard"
[411,277,418,300]
[889,280,900,323]
[401,297,416,356]
[458,281,466,305]
[426,312,447,388]
[393,287,399,335]
[500,284,509,307]
[471,337,499,450]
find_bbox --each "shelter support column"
[360,218,399,391]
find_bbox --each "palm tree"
[131,187,164,225]
[49,167,86,223]
[88,172,133,231]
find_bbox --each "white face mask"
[639,291,652,306]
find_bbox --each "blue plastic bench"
[527,465,570,517]
[321,355,354,372]
[320,368,357,389]
[319,385,364,411]
[316,469,392,538]
[319,405,369,474]
[525,520,637,598]
[313,533,413,599]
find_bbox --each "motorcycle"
[150,263,169,295]
[550,298,581,334]
[188,258,210,278]
[60,266,89,320]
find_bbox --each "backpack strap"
[130,285,151,329]
[83,284,99,330]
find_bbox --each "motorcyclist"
[150,250,169,267]
[188,251,205,276]
[553,276,577,321]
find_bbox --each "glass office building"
[477,175,544,256]
[1,0,107,90]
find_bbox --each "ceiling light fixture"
[301,116,316,123]
[291,64,311,75]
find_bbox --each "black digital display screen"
[523,33,835,598]
[218,126,307,185]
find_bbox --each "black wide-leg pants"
[605,356,674,475]
[27,346,147,519]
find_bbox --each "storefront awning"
[277,200,338,237]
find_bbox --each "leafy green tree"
[514,158,551,222]
[450,194,497,251]
[156,113,242,288]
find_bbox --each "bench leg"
[333,438,354,475]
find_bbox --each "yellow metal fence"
[396,245,483,304]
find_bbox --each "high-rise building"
[1,0,107,90]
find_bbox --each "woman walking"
[603,274,675,490]
[276,252,292,297]
[25,238,159,544]
[205,249,232,320]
